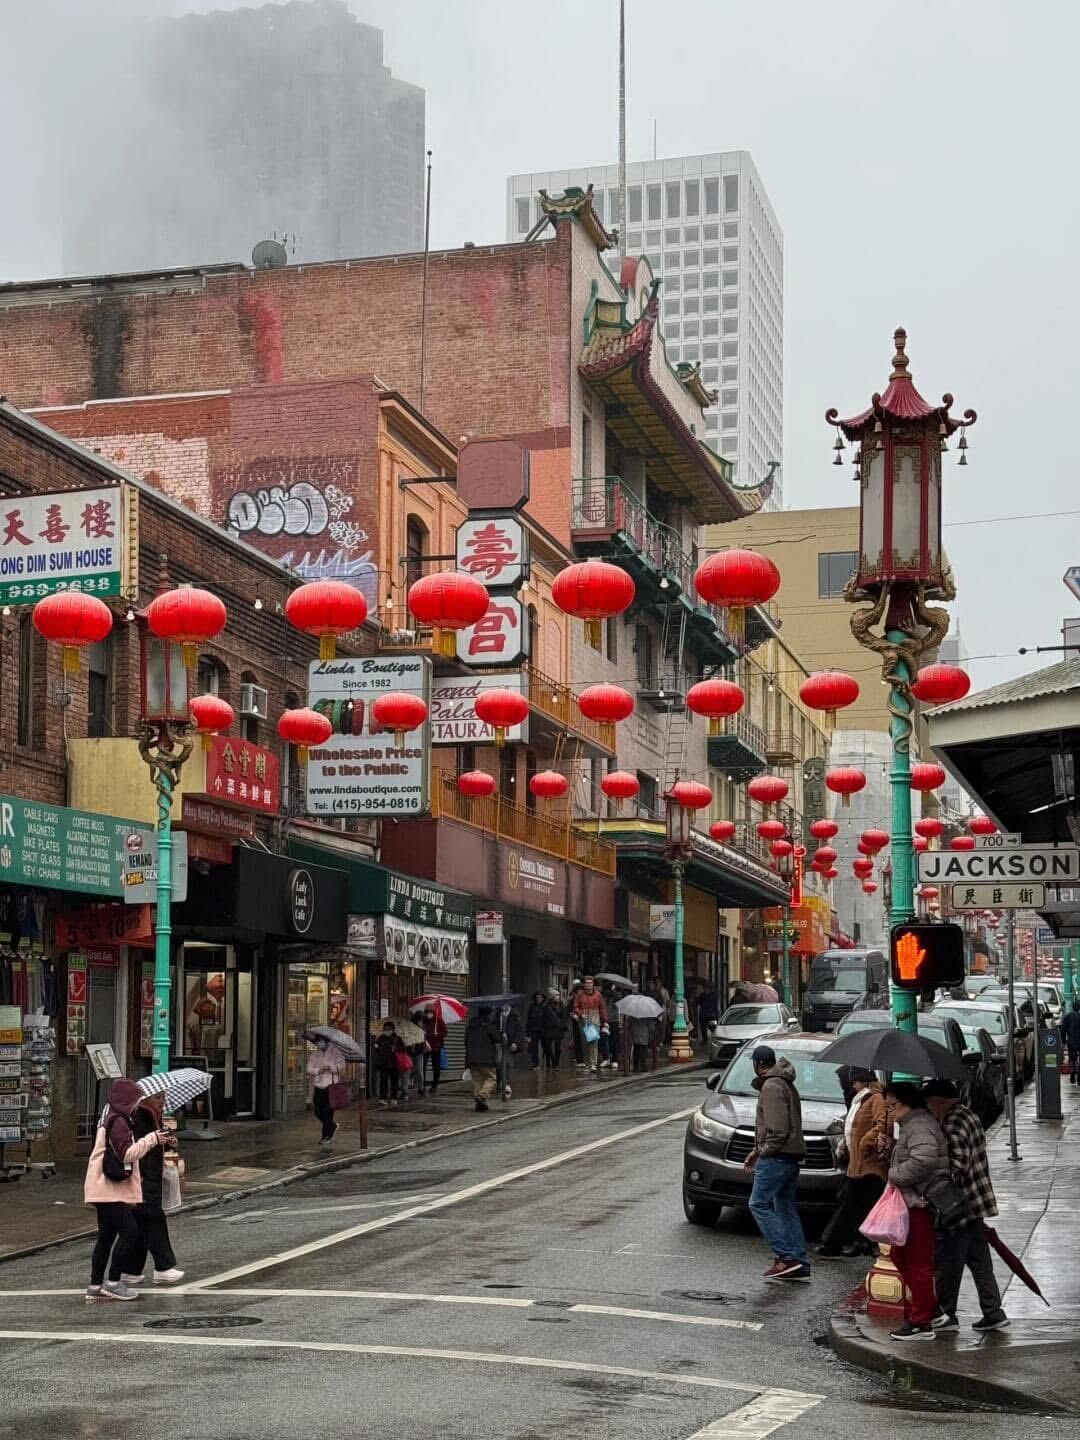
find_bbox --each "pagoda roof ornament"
[826,327,977,439]
[537,185,615,251]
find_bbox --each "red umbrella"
[981,1224,1049,1306]
[408,994,468,1025]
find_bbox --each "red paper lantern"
[862,881,878,895]
[671,780,713,811]
[861,828,889,853]
[686,678,745,734]
[857,840,875,856]
[551,560,635,645]
[918,886,939,900]
[910,763,946,792]
[277,706,333,764]
[913,835,929,852]
[968,815,996,836]
[146,586,227,669]
[747,775,789,806]
[457,770,496,798]
[577,684,635,724]
[473,687,529,748]
[601,770,640,809]
[799,670,860,723]
[188,693,234,752]
[813,846,838,866]
[853,858,874,879]
[950,835,976,851]
[826,767,866,807]
[757,819,787,842]
[809,819,838,841]
[285,580,368,661]
[529,770,568,802]
[407,571,489,656]
[912,663,971,707]
[371,692,429,747]
[32,592,113,672]
[770,840,793,858]
[915,817,944,839]
[694,548,780,642]
[823,866,839,881]
[710,819,736,842]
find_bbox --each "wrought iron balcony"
[636,670,686,713]
[707,713,768,780]
[766,730,803,765]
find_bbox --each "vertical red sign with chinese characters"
[202,736,281,813]
[454,512,529,668]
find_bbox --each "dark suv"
[801,949,887,1032]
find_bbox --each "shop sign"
[84,948,120,968]
[0,484,133,606]
[456,595,527,668]
[387,872,473,931]
[381,916,469,974]
[503,845,565,917]
[84,1043,122,1080]
[346,915,379,960]
[306,656,431,817]
[288,869,315,935]
[626,891,652,940]
[140,961,154,1059]
[0,794,140,897]
[0,1005,22,1045]
[202,736,280,814]
[180,797,255,841]
[185,833,234,867]
[66,953,87,1054]
[55,905,154,950]
[122,828,189,905]
[649,905,676,942]
[455,514,528,591]
[802,757,827,842]
[431,673,528,746]
[475,910,504,945]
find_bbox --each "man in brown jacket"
[744,1045,811,1282]
[817,1066,888,1258]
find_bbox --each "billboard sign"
[0,486,133,605]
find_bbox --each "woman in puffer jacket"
[884,1081,949,1341]
[83,1078,167,1303]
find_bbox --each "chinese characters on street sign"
[950,883,1046,910]
[454,512,529,668]
[0,486,134,606]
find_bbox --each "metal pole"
[669,856,692,1061]
[152,765,173,1077]
[781,902,791,1009]
[1005,909,1020,1160]
[1033,926,1043,1120]
[617,0,627,246]
[887,630,917,1036]
[1063,943,1074,1006]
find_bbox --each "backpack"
[101,1110,133,1183]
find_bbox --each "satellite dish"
[251,239,288,270]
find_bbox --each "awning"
[600,820,789,909]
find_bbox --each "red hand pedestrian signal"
[894,931,926,982]
[890,923,965,991]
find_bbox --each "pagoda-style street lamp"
[827,328,976,1036]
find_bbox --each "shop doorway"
[178,944,256,1120]
[280,959,363,1116]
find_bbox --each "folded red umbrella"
[982,1223,1050,1306]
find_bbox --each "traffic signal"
[890,923,965,991]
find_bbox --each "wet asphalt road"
[0,1072,1073,1440]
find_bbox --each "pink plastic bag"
[859,1182,910,1248]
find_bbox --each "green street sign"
[0,795,138,897]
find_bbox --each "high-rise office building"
[61,1,425,275]
[507,151,783,501]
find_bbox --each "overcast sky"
[3,0,1076,690]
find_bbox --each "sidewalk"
[830,1081,1080,1413]
[0,1054,703,1263]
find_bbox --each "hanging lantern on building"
[551,560,635,646]
[747,775,789,810]
[911,663,971,707]
[457,770,496,798]
[809,818,839,841]
[826,767,866,807]
[861,828,890,853]
[968,815,996,836]
[915,817,944,839]
[285,580,368,661]
[577,684,635,724]
[949,834,976,851]
[913,835,929,852]
[686,678,745,735]
[694,548,780,645]
[473,687,529,748]
[910,763,947,792]
[670,780,713,811]
[823,866,839,881]
[709,819,736,842]
[862,881,878,895]
[529,770,569,803]
[770,839,793,859]
[601,770,640,809]
[406,571,490,657]
[813,846,838,867]
[277,707,333,764]
[853,858,874,879]
[757,819,787,842]
[917,886,939,900]
[32,592,113,673]
[146,585,227,670]
[371,692,429,747]
[187,694,235,752]
[798,670,860,725]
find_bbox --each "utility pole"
[1005,909,1020,1160]
[617,0,627,247]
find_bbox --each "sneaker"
[102,1281,140,1302]
[889,1322,935,1341]
[972,1312,1010,1332]
[814,1246,845,1260]
[931,1311,959,1331]
[120,1272,146,1285]
[85,1285,104,1301]
[475,1099,489,1112]
[775,1263,812,1283]
[764,1259,786,1277]
[152,1269,185,1285]
[503,1086,513,1100]
[328,1121,339,1141]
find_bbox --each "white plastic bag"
[161,1163,182,1215]
[461,1068,472,1084]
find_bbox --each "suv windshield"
[935,1006,1006,1034]
[720,1047,845,1103]
[809,965,868,993]
[720,1005,780,1025]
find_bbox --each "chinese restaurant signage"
[430,673,528,746]
[201,736,280,814]
[457,594,526,667]
[0,485,135,606]
[455,510,529,668]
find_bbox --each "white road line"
[215,1193,442,1220]
[571,1303,760,1332]
[0,1329,815,1400]
[683,1391,823,1438]
[186,1104,696,1291]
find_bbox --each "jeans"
[1068,1046,1079,1083]
[424,1050,442,1088]
[90,1202,138,1285]
[820,1173,885,1252]
[128,1207,177,1275]
[312,1085,336,1139]
[748,1157,809,1265]
[376,1067,399,1101]
[935,1222,1002,1319]
[890,1205,938,1326]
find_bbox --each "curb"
[0,1058,707,1266]
[827,1311,1065,1414]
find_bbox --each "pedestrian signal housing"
[889,923,965,991]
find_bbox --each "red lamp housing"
[286,580,368,661]
[686,678,745,735]
[912,663,971,706]
[551,560,635,645]
[146,586,227,669]
[407,571,490,657]
[457,770,496,798]
[473,687,529,748]
[277,706,333,764]
[32,592,113,672]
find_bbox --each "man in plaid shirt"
[924,1080,1009,1332]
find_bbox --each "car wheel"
[682,1185,722,1227]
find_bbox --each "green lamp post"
[827,329,976,1035]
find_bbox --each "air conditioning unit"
[239,682,269,719]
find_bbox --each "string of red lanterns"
[285,580,368,661]
[277,706,333,764]
[552,560,635,646]
[407,571,490,657]
[577,684,635,725]
[188,694,235,751]
[910,762,947,792]
[146,586,227,670]
[694,547,780,644]
[371,692,428,747]
[529,770,569,803]
[709,819,736,842]
[799,669,860,725]
[968,815,996,836]
[915,817,944,839]
[825,767,866,807]
[670,780,713,811]
[686,677,745,734]
[457,770,496,798]
[32,592,113,672]
[601,770,640,808]
[911,664,971,706]
[473,688,529,748]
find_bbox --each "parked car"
[930,999,1027,1088]
[960,974,1003,1000]
[980,989,1041,1078]
[801,948,888,1032]
[707,1002,798,1066]
[1009,982,1064,1025]
[958,1027,1006,1124]
[682,1034,847,1226]
[834,1008,984,1114]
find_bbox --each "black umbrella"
[816,1026,968,1081]
[463,993,524,1008]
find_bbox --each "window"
[683,225,699,243]
[703,299,719,318]
[818,551,858,598]
[703,247,719,267]
[723,269,738,287]
[405,515,428,590]
[197,655,223,696]
[704,177,720,214]
[684,248,699,269]
[722,364,737,382]
[703,342,719,360]
[637,770,658,814]
[721,437,737,456]
[665,227,680,246]
[515,196,531,233]
[607,187,618,224]
[722,292,738,310]
[16,613,34,747]
[723,246,738,264]
[628,185,642,223]
[667,345,680,360]
[581,411,593,479]
[722,412,737,430]
[646,252,661,269]
[592,190,605,223]
[683,343,700,361]
[634,624,653,685]
[721,388,738,407]
[683,321,699,338]
[666,274,681,293]
[722,316,739,334]
[703,270,718,290]
[663,298,680,317]
[724,175,739,212]
[605,616,618,664]
[645,228,661,248]
[684,272,699,292]
[723,222,739,239]
[703,364,719,383]
[499,745,516,802]
[628,230,642,249]
[722,341,739,358]
[665,181,681,218]
[241,671,260,743]
[527,604,539,663]
[646,184,661,221]
[685,179,700,216]
[682,295,699,314]
[87,638,113,739]
[703,222,719,241]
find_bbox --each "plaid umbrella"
[137,1068,212,1110]
[303,1024,366,1061]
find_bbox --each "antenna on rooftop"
[251,239,288,270]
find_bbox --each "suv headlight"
[691,1111,735,1143]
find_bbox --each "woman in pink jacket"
[83,1078,167,1302]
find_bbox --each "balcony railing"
[377,605,434,653]
[766,730,804,765]
[522,663,616,752]
[432,771,617,877]
[722,713,768,756]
